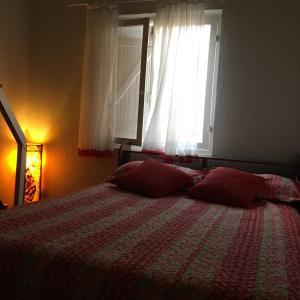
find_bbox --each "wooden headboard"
[0,84,26,205]
[118,142,299,179]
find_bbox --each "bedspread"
[0,183,299,299]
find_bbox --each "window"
[197,11,222,155]
[115,10,221,156]
[115,18,150,146]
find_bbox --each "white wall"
[0,0,31,206]
[29,0,117,199]
[1,0,300,203]
[0,0,31,125]
[119,0,300,163]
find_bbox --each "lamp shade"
[24,144,43,203]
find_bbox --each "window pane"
[194,24,211,145]
[116,25,143,139]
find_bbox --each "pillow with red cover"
[188,167,265,208]
[107,160,207,184]
[110,159,194,198]
[257,174,300,203]
[171,165,208,184]
[106,161,143,182]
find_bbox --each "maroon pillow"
[188,167,265,208]
[110,159,194,198]
[106,161,143,182]
[107,160,206,185]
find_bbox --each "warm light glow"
[25,144,43,203]
[7,148,18,172]
[26,128,49,144]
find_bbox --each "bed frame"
[118,142,300,213]
[118,142,299,179]
[0,84,26,206]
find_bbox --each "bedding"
[0,183,299,299]
[257,174,300,203]
[110,159,194,197]
[108,160,206,184]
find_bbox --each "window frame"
[195,10,222,156]
[115,10,222,155]
[114,18,150,146]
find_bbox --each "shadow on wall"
[28,0,118,199]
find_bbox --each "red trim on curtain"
[78,149,114,158]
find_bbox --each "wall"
[29,0,117,199]
[0,0,31,207]
[119,0,300,163]
[29,0,300,200]
[213,0,300,162]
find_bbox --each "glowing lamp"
[24,144,43,203]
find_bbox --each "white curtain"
[143,2,207,156]
[78,5,118,155]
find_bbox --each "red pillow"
[188,167,265,208]
[106,161,143,182]
[107,160,207,185]
[110,159,194,198]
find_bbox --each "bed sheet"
[0,183,299,299]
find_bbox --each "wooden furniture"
[0,84,26,205]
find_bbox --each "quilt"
[0,183,299,299]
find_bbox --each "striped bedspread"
[0,183,299,299]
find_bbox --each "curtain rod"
[67,0,224,7]
[67,0,225,8]
[68,0,158,7]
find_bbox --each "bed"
[1,85,300,299]
[0,175,299,299]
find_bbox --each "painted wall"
[213,0,300,162]
[26,0,300,199]
[1,0,300,203]
[0,0,31,207]
[119,0,300,163]
[29,0,117,199]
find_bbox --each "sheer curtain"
[78,5,118,156]
[143,2,207,156]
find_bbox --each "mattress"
[0,183,299,299]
